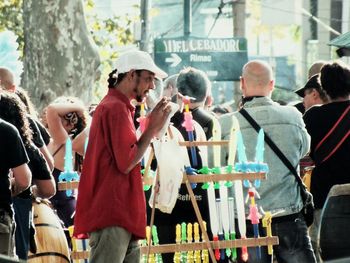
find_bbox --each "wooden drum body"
[320,184,350,261]
[28,200,70,263]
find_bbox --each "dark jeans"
[236,213,316,263]
[13,197,32,260]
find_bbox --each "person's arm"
[11,164,31,196]
[32,178,56,199]
[125,98,172,173]
[27,146,56,198]
[32,119,54,170]
[39,145,54,171]
[5,122,32,196]
[46,101,86,145]
[72,127,89,156]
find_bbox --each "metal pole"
[140,0,151,51]
[184,0,192,38]
[232,0,246,110]
[233,0,246,37]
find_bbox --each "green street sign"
[154,37,248,81]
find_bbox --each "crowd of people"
[0,49,349,263]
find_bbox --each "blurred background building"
[94,0,350,107]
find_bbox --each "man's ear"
[128,70,136,80]
[9,84,16,92]
[240,77,245,92]
[269,79,275,92]
[205,95,213,107]
[312,89,320,99]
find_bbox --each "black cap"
[295,74,321,98]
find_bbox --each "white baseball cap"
[115,50,168,79]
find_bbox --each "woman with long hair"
[15,87,54,171]
[0,66,54,171]
[45,96,88,228]
[0,91,55,260]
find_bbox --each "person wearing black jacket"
[0,92,55,260]
[303,61,350,261]
[0,118,31,258]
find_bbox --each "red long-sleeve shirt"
[74,88,146,239]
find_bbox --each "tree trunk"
[22,0,100,110]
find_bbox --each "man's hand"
[146,97,172,136]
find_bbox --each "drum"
[28,200,70,263]
[320,184,350,261]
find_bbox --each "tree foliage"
[84,0,137,101]
[0,0,23,52]
[0,0,138,103]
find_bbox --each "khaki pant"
[0,209,16,257]
[89,226,140,263]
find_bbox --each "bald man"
[0,67,16,91]
[308,60,327,79]
[219,60,316,263]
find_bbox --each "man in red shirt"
[74,50,171,262]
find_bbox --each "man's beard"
[135,93,143,102]
[134,75,143,102]
[134,87,143,102]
